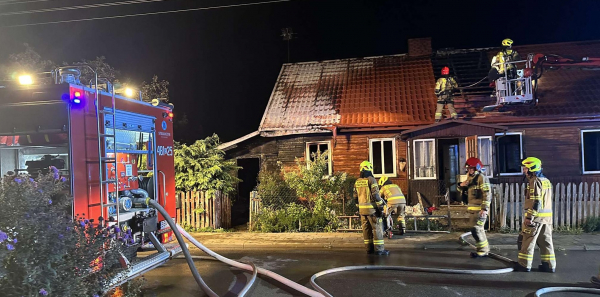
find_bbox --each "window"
[369,138,397,177]
[496,133,523,175]
[582,130,600,174]
[305,141,332,175]
[413,139,435,179]
[478,136,493,177]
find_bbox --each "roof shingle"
[259,55,437,136]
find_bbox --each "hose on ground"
[177,226,325,297]
[155,207,600,297]
[149,200,258,297]
[535,286,600,296]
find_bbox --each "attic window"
[306,141,332,175]
[369,138,397,177]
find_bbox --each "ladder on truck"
[95,84,120,225]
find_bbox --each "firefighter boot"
[375,250,390,256]
[514,263,531,272]
[470,252,487,258]
[538,262,555,273]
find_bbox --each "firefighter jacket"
[380,183,406,208]
[524,174,553,224]
[491,50,521,74]
[434,76,458,102]
[458,171,491,211]
[354,176,383,215]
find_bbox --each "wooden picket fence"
[497,182,600,231]
[176,191,231,229]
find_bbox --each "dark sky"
[1,0,600,143]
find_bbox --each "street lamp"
[125,88,134,97]
[18,75,33,85]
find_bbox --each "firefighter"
[489,38,521,82]
[515,157,556,273]
[458,157,491,258]
[434,66,458,122]
[378,175,407,236]
[354,161,389,255]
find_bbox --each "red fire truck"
[0,66,181,284]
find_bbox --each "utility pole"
[281,27,295,63]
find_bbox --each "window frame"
[495,132,523,176]
[412,138,436,180]
[369,138,397,178]
[478,136,494,177]
[581,129,600,174]
[305,141,333,176]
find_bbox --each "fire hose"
[151,200,600,297]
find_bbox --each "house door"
[437,139,460,201]
[233,158,260,228]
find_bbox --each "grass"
[182,225,234,233]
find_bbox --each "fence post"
[501,184,507,229]
[584,182,589,225]
[566,183,572,228]
[595,182,600,218]
[510,183,516,231]
[561,183,566,228]
[553,183,560,227]
[177,192,182,224]
[214,191,222,229]
[578,182,583,226]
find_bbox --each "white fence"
[497,182,600,231]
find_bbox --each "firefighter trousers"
[383,204,406,232]
[471,212,489,256]
[435,102,457,120]
[361,214,384,252]
[517,223,556,269]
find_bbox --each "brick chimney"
[408,38,432,57]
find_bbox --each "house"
[221,38,600,217]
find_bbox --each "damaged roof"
[259,54,437,136]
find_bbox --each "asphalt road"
[140,248,600,297]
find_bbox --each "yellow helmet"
[378,175,389,187]
[522,157,542,172]
[360,160,373,172]
[502,38,513,47]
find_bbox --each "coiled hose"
[151,200,600,297]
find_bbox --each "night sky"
[1,0,599,143]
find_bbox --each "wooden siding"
[520,126,583,178]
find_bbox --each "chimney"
[408,38,432,57]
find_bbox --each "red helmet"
[441,66,450,75]
[465,157,483,171]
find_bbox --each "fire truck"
[0,66,181,285]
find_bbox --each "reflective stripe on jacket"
[354,176,382,215]
[458,171,492,211]
[524,176,553,224]
[435,77,457,101]
[491,50,520,74]
[380,183,406,207]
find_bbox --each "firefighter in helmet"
[434,66,458,122]
[489,38,521,82]
[458,157,491,258]
[378,175,407,237]
[515,157,556,272]
[354,161,389,255]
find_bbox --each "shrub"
[251,197,339,232]
[0,172,140,297]
[583,217,600,233]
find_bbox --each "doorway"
[437,139,461,202]
[232,158,260,228]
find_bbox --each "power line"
[0,0,168,16]
[0,0,55,6]
[1,0,292,28]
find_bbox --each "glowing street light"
[18,75,33,85]
[125,88,134,97]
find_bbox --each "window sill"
[583,171,600,175]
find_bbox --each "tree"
[1,43,55,82]
[141,75,169,103]
[71,56,121,86]
[174,134,241,196]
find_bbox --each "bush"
[252,152,347,232]
[0,172,140,297]
[252,198,339,232]
[583,217,600,233]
